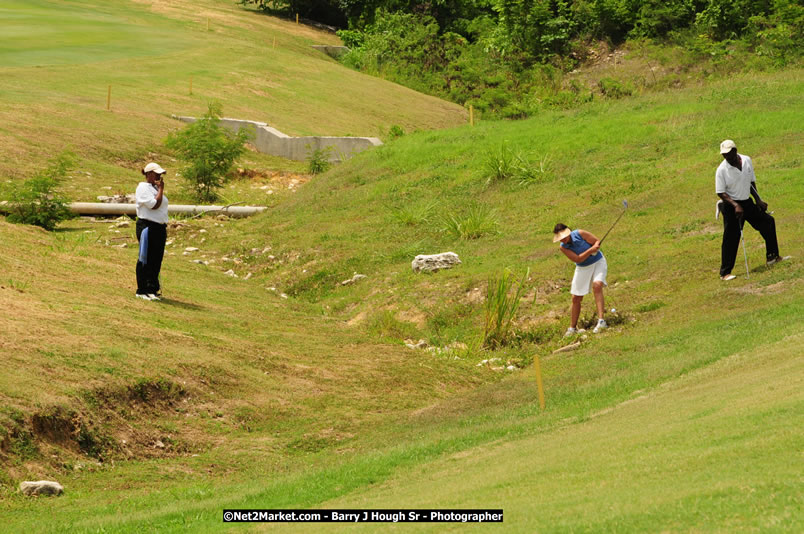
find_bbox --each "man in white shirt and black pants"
[715,140,785,281]
[135,162,169,300]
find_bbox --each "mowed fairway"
[292,336,802,533]
[0,0,465,188]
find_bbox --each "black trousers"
[136,218,167,295]
[719,199,779,277]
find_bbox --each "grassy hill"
[1,0,802,532]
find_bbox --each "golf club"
[600,199,629,244]
[740,221,750,279]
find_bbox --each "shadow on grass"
[157,298,204,311]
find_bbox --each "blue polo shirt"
[561,230,603,266]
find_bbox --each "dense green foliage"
[240,0,803,117]
[165,103,250,202]
[6,152,75,231]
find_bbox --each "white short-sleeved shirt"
[135,182,169,224]
[715,154,755,201]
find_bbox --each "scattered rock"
[185,247,199,252]
[280,293,288,299]
[19,481,63,497]
[341,273,367,286]
[192,260,209,265]
[405,339,429,350]
[114,221,130,228]
[154,440,166,449]
[412,252,461,273]
[506,365,518,371]
[266,287,276,291]
[97,194,135,204]
[224,269,238,278]
[244,273,253,280]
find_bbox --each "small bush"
[483,268,529,349]
[165,102,250,202]
[442,203,498,240]
[598,77,634,98]
[6,151,75,231]
[306,145,333,175]
[388,124,405,139]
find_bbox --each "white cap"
[143,162,166,174]
[719,140,737,154]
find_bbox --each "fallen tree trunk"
[67,203,267,218]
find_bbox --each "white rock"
[411,252,461,273]
[266,287,276,291]
[185,247,199,252]
[507,365,518,371]
[165,240,174,246]
[224,269,238,278]
[199,229,207,233]
[280,293,288,299]
[341,273,367,286]
[19,481,63,496]
[244,273,253,280]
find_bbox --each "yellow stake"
[189,76,193,95]
[534,355,546,411]
[296,13,299,24]
[206,17,210,31]
[469,104,474,126]
[106,85,111,111]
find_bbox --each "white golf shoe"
[593,319,608,334]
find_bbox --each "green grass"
[0,1,802,532]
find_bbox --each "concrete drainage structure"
[173,116,382,163]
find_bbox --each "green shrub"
[442,203,499,240]
[165,102,250,202]
[6,151,75,231]
[306,145,333,175]
[598,77,634,98]
[388,124,405,139]
[483,268,529,349]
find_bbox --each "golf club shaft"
[740,225,750,279]
[600,210,626,244]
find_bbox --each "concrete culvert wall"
[174,116,382,162]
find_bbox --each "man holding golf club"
[553,223,609,337]
[715,140,786,281]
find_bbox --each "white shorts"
[570,256,608,296]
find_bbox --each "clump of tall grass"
[483,268,529,349]
[483,142,550,185]
[391,200,438,226]
[442,203,498,240]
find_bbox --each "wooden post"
[534,355,545,411]
[189,76,193,95]
[206,17,210,31]
[106,85,111,111]
[296,13,299,24]
[469,104,474,126]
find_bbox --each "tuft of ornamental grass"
[483,268,529,349]
[442,203,499,240]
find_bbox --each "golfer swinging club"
[553,223,608,337]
